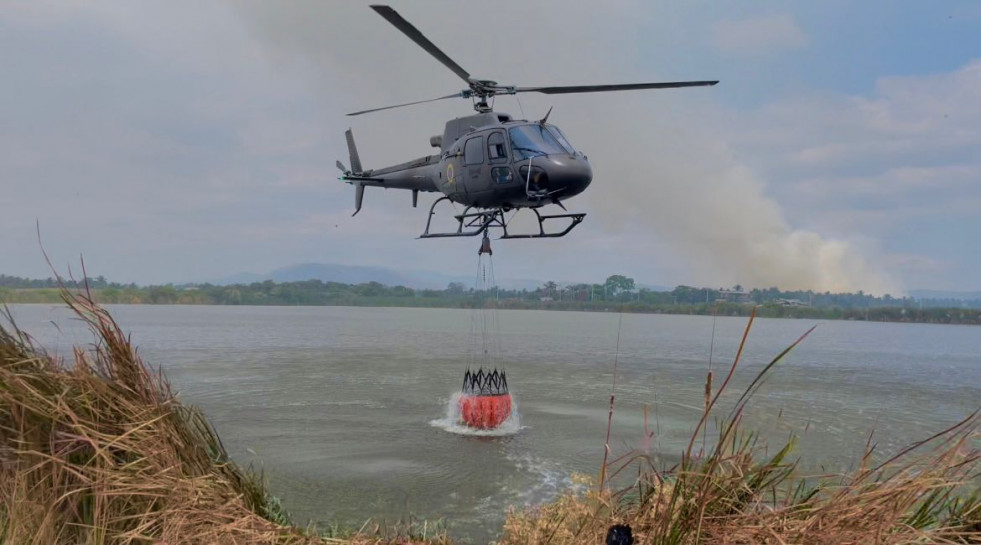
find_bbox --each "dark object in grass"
[605,524,633,545]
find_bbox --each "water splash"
[430,392,523,436]
[502,452,587,506]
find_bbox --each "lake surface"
[8,304,981,543]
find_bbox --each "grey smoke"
[565,100,899,293]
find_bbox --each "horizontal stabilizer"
[342,175,384,183]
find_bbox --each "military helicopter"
[337,5,717,238]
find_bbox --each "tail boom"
[337,128,439,216]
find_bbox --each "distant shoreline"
[4,288,978,326]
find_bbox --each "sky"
[2,1,980,294]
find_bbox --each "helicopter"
[337,5,718,238]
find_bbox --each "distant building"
[776,298,807,307]
[717,289,752,303]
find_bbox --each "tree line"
[2,274,979,324]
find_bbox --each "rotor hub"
[470,79,498,90]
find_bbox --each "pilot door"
[463,135,488,195]
[463,131,511,202]
[486,131,512,186]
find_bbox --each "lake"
[7,304,981,543]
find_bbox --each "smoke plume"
[565,103,899,293]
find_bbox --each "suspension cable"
[471,233,501,371]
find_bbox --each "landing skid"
[419,197,585,239]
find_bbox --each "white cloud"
[736,61,981,173]
[711,14,807,56]
[793,165,981,205]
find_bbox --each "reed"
[498,309,981,544]
[0,287,446,544]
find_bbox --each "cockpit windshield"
[508,124,575,160]
[547,125,575,155]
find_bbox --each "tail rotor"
[345,128,363,174]
[337,129,369,216]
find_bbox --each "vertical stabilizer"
[353,182,365,216]
[345,128,363,173]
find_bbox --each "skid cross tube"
[419,197,586,239]
[500,209,586,239]
[420,198,502,238]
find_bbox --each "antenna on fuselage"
[538,106,553,125]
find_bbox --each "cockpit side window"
[464,136,484,165]
[487,131,508,163]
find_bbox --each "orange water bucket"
[459,393,512,429]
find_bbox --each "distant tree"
[354,281,387,297]
[390,285,415,297]
[567,283,591,301]
[146,286,178,304]
[446,282,466,296]
[604,275,635,295]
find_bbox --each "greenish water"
[10,304,981,543]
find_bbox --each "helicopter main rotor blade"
[515,80,719,95]
[347,92,464,117]
[370,5,471,84]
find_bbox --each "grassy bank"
[0,290,446,544]
[498,312,981,544]
[2,291,979,543]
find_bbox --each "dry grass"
[0,287,446,545]
[498,309,981,544]
[3,289,979,544]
